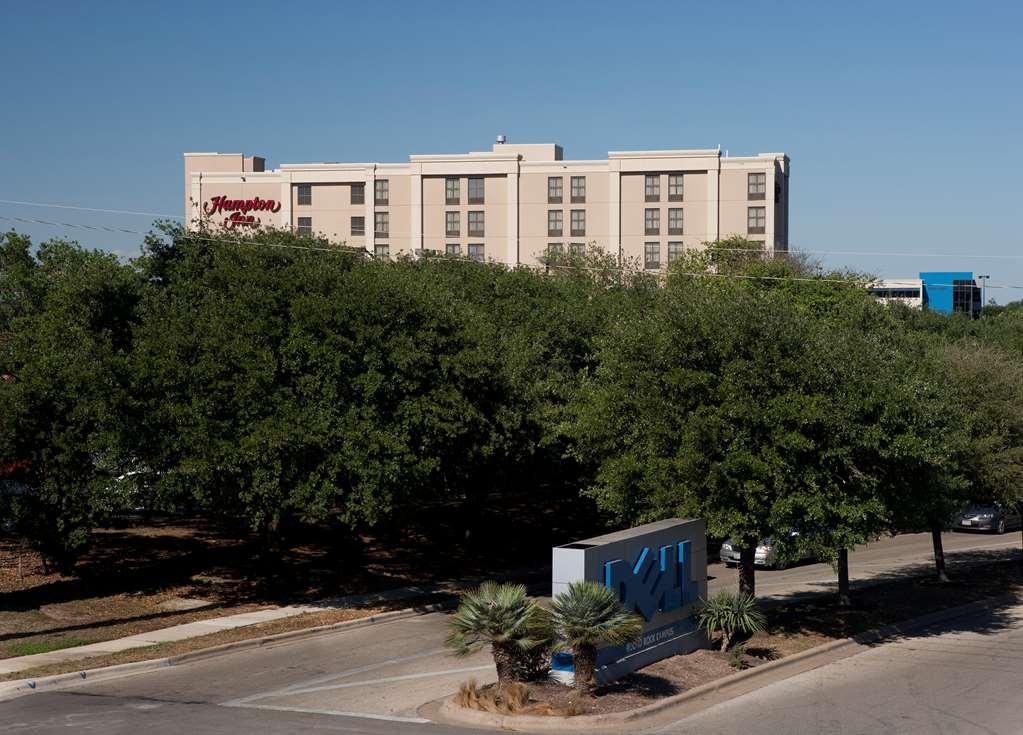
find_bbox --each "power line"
[6,212,1023,291]
[0,199,184,220]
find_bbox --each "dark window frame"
[547,209,563,237]
[350,183,365,205]
[297,216,312,235]
[747,206,766,235]
[570,209,586,237]
[570,176,586,203]
[374,211,389,238]
[350,216,365,236]
[468,177,485,205]
[445,211,460,237]
[748,172,767,200]
[297,184,312,206]
[446,243,461,256]
[374,179,389,206]
[548,176,563,204]
[644,208,660,236]
[445,177,460,205]
[668,207,684,236]
[467,210,485,237]
[667,241,684,263]
[644,241,660,270]
[668,173,684,202]
[468,243,485,262]
[644,174,660,202]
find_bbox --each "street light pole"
[978,274,990,313]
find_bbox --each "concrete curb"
[429,592,1020,733]
[0,600,457,703]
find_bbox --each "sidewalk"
[0,584,439,676]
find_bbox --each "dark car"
[953,503,1022,534]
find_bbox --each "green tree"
[0,235,140,571]
[549,581,643,693]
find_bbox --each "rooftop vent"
[495,134,506,144]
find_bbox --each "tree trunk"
[572,643,597,694]
[1018,503,1023,564]
[491,642,517,690]
[837,547,851,607]
[738,546,756,598]
[931,524,949,583]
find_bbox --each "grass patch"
[8,637,95,657]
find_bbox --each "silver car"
[719,531,809,570]
[953,503,1022,534]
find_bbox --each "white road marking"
[280,664,494,697]
[221,646,450,706]
[224,702,430,724]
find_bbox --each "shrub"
[549,581,644,693]
[446,581,553,688]
[695,590,766,651]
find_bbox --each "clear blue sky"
[3,1,1021,301]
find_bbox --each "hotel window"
[747,206,766,234]
[445,177,460,205]
[446,243,461,256]
[468,243,485,262]
[645,174,660,202]
[297,217,312,235]
[468,177,485,204]
[375,211,389,238]
[644,242,660,270]
[570,242,585,255]
[548,177,563,203]
[668,174,684,201]
[548,209,563,237]
[667,241,684,263]
[571,176,586,203]
[668,208,683,235]
[297,184,312,206]
[445,211,460,237]
[374,179,389,206]
[547,242,564,257]
[351,216,365,236]
[748,172,766,200]
[468,210,485,237]
[644,208,660,235]
[350,183,365,205]
[570,209,586,237]
[374,243,389,258]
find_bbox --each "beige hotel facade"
[184,139,789,270]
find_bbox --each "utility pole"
[978,274,990,314]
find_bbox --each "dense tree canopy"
[2,226,1023,587]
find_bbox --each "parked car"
[719,530,814,569]
[953,503,1022,534]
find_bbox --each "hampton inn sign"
[202,195,282,229]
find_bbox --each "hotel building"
[184,138,789,270]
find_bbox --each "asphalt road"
[654,601,1023,735]
[1,530,1020,734]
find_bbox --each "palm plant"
[549,581,644,693]
[446,581,552,688]
[695,590,766,651]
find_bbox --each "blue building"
[919,272,982,317]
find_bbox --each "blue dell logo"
[602,541,697,621]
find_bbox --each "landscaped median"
[426,557,1023,732]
